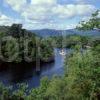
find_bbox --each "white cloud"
[76,5,95,15]
[52,5,76,19]
[0,14,21,26]
[4,0,95,19]
[2,0,96,29]
[23,20,77,30]
[52,4,95,19]
[4,0,27,11]
[22,5,50,21]
[31,0,56,6]
[21,4,95,23]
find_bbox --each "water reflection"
[0,48,70,88]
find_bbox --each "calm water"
[0,48,71,88]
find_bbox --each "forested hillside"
[0,11,100,100]
[0,24,54,63]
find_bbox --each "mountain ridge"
[30,29,100,37]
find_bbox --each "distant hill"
[30,29,62,37]
[30,29,100,37]
[0,26,99,37]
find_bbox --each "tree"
[8,24,22,38]
[76,10,100,30]
[63,10,100,99]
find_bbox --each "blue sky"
[0,0,100,29]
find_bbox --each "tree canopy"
[76,10,100,30]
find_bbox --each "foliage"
[47,35,90,48]
[0,11,100,100]
[64,46,100,99]
[40,38,54,62]
[76,10,100,30]
[0,24,54,63]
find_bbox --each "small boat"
[59,49,66,55]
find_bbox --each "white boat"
[59,49,66,55]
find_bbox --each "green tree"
[77,10,100,30]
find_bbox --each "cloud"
[0,14,21,26]
[31,0,56,6]
[23,21,77,30]
[21,3,95,23]
[52,4,95,19]
[2,0,96,29]
[4,0,95,19]
[4,0,27,11]
[21,5,51,21]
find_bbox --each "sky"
[0,0,100,30]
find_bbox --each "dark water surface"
[0,48,71,89]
